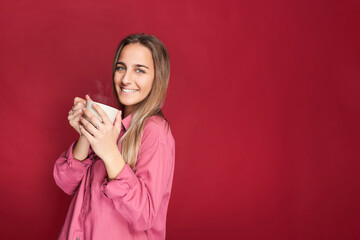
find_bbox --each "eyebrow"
[116,61,150,70]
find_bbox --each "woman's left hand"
[79,102,122,162]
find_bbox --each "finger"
[68,107,83,120]
[72,101,85,111]
[72,108,84,118]
[92,103,112,125]
[68,112,75,121]
[82,108,103,130]
[69,113,83,127]
[85,94,93,102]
[82,107,98,124]
[74,97,86,105]
[114,110,122,132]
[79,125,95,144]
[68,109,76,121]
[80,115,100,137]
[69,112,81,122]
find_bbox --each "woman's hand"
[79,101,123,162]
[68,95,93,136]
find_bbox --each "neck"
[124,105,135,118]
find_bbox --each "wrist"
[79,134,89,143]
[102,147,126,180]
[102,145,121,163]
[73,135,91,161]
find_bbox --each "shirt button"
[76,237,80,240]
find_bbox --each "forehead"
[118,43,153,67]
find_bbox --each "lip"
[120,87,139,95]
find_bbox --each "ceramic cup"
[85,100,119,124]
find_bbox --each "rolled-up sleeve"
[100,124,174,231]
[53,140,95,196]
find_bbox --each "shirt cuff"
[100,164,138,199]
[66,140,95,167]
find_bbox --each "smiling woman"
[53,33,174,240]
[114,43,155,116]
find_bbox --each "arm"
[100,127,175,231]
[72,135,91,161]
[53,137,95,196]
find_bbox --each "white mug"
[85,100,119,124]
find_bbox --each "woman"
[53,33,175,240]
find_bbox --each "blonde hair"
[112,33,170,172]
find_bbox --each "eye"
[136,69,145,74]
[116,66,126,71]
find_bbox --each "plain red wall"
[0,0,359,239]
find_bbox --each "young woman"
[53,33,175,240]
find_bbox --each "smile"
[121,87,138,93]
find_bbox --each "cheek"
[144,76,154,93]
[113,74,121,86]
[140,83,152,97]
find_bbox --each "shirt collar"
[121,113,133,131]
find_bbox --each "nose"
[121,70,132,85]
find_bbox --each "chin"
[118,98,137,107]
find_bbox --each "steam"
[88,76,117,108]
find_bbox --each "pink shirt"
[53,114,175,240]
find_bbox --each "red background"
[0,0,359,239]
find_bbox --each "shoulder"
[142,115,174,146]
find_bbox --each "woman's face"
[114,43,155,116]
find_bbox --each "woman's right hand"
[68,95,92,136]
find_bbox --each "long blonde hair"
[112,33,170,172]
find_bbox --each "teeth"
[121,88,138,93]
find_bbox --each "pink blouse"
[53,114,175,240]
